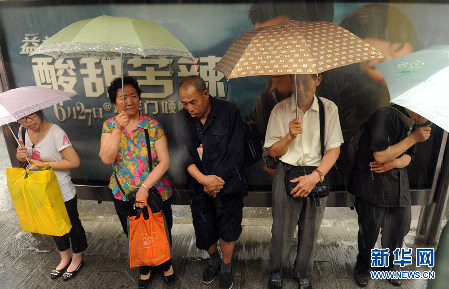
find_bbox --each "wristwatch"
[314,169,325,182]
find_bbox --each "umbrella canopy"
[30,15,193,111]
[0,86,76,126]
[30,15,193,60]
[376,45,449,131]
[215,20,384,79]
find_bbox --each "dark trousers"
[53,196,88,253]
[113,197,173,275]
[355,197,411,272]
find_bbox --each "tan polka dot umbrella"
[215,20,385,79]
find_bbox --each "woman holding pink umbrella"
[15,110,87,281]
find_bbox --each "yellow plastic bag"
[6,166,72,236]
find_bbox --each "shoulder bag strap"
[20,126,26,142]
[144,128,153,169]
[317,97,325,158]
[114,128,153,196]
[143,128,164,211]
[114,171,126,195]
[18,126,28,168]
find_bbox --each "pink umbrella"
[0,86,76,144]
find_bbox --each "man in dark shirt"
[350,105,431,287]
[176,75,247,289]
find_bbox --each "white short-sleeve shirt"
[19,124,76,202]
[264,95,344,166]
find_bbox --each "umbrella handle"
[7,124,31,165]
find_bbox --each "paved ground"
[0,131,435,289]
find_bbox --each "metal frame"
[417,131,449,244]
[74,185,434,208]
[0,45,21,169]
[417,132,448,236]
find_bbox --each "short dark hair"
[107,76,142,104]
[35,110,44,120]
[248,1,333,25]
[339,4,421,50]
[178,75,207,94]
[18,110,44,124]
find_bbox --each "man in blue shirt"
[176,75,247,289]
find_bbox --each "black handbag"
[114,128,163,213]
[283,97,329,206]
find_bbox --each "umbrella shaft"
[121,53,125,112]
[294,76,298,119]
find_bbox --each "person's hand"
[411,125,431,143]
[204,186,219,198]
[202,175,225,197]
[370,160,397,174]
[262,166,275,181]
[290,172,320,198]
[29,158,48,167]
[26,163,39,170]
[16,140,29,161]
[135,185,150,208]
[288,119,302,139]
[115,111,130,131]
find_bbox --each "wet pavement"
[0,131,433,289]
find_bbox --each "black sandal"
[50,258,71,279]
[62,260,84,281]
[138,272,154,289]
[162,273,176,286]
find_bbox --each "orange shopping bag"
[129,201,171,268]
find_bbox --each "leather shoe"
[268,270,282,289]
[298,277,312,289]
[202,264,220,284]
[387,278,402,286]
[162,272,176,286]
[219,271,233,289]
[50,258,71,279]
[62,260,84,281]
[138,272,154,289]
[353,266,369,287]
[387,266,402,287]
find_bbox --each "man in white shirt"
[264,74,343,289]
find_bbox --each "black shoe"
[387,266,402,287]
[62,260,84,281]
[202,264,220,284]
[387,278,402,287]
[162,273,176,286]
[298,277,312,289]
[220,271,233,289]
[268,271,282,289]
[138,272,154,289]
[353,266,369,287]
[50,258,71,279]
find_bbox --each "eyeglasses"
[18,113,38,124]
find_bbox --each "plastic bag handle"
[135,199,150,220]
[136,199,147,204]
